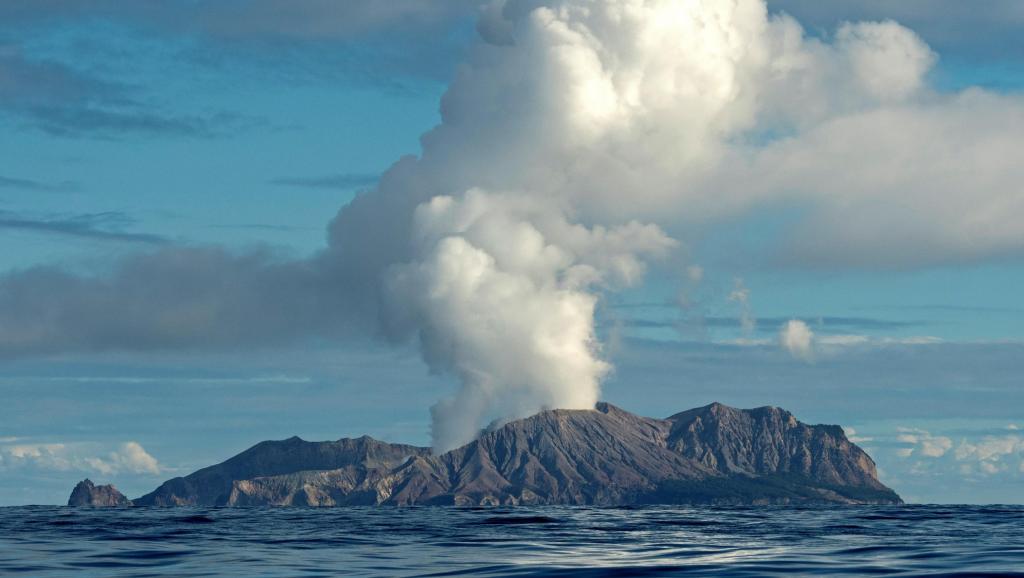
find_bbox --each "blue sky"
[1,0,1023,505]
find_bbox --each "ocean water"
[1,505,1022,577]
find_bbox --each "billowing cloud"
[384,190,673,450]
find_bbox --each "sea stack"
[67,479,131,507]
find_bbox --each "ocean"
[1,505,1022,576]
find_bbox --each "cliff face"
[67,479,130,507]
[68,402,902,507]
[666,403,886,488]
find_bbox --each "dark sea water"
[1,505,1022,577]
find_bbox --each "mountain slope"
[436,403,713,505]
[133,435,429,506]
[73,402,901,507]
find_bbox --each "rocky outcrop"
[69,402,902,507]
[67,479,131,507]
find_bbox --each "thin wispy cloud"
[0,211,166,244]
[269,173,380,190]
[0,175,77,192]
[610,316,923,332]
[0,50,266,139]
[209,223,318,232]
[23,107,267,140]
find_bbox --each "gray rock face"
[67,479,131,507]
[73,402,902,507]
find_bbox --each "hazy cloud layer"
[0,1,479,88]
[0,247,349,358]
[0,440,161,476]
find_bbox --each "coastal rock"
[67,479,131,507]
[71,402,902,507]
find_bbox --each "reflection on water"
[1,505,1022,576]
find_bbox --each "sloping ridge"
[133,435,429,506]
[80,402,901,507]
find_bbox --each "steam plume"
[384,190,673,450]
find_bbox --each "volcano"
[70,402,901,507]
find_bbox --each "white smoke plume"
[728,278,756,336]
[383,190,674,450]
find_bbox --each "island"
[68,402,901,507]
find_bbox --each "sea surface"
[1,505,1022,577]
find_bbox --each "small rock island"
[69,402,901,507]
[67,479,131,507]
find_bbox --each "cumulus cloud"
[437,0,1024,268]
[86,442,161,475]
[897,428,953,458]
[889,427,1024,480]
[780,319,814,361]
[836,20,936,101]
[0,440,161,475]
[843,427,873,444]
[955,434,1024,467]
